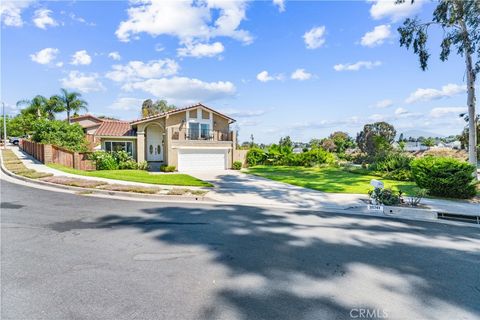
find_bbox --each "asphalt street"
[1,178,479,320]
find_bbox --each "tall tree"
[16,95,48,118]
[356,122,396,159]
[44,96,66,120]
[141,99,176,117]
[55,88,88,123]
[398,0,479,169]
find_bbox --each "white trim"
[102,140,135,157]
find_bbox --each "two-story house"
[73,103,238,171]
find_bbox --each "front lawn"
[247,165,417,195]
[47,164,213,187]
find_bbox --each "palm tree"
[55,88,88,123]
[17,95,48,118]
[44,96,66,120]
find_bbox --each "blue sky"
[0,0,470,143]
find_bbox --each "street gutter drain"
[437,212,480,225]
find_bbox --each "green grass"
[247,165,418,195]
[47,163,213,187]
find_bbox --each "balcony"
[171,128,233,141]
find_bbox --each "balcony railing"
[171,128,232,141]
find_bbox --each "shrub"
[369,188,401,206]
[137,161,149,171]
[118,160,138,170]
[160,165,176,172]
[246,148,267,166]
[410,156,477,198]
[296,148,335,167]
[371,152,413,181]
[232,161,242,170]
[90,151,119,170]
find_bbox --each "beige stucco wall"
[213,114,229,132]
[72,118,101,128]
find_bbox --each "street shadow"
[49,205,480,319]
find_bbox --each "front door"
[146,125,163,161]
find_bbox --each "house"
[403,141,429,152]
[74,103,239,171]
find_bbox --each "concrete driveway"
[185,170,366,210]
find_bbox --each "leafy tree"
[279,136,293,149]
[423,137,436,147]
[320,138,336,152]
[54,88,88,123]
[356,122,396,159]
[309,138,322,149]
[44,96,66,120]
[329,131,355,153]
[141,99,176,117]
[31,119,88,152]
[398,0,479,168]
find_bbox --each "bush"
[118,160,138,170]
[90,151,118,170]
[371,152,413,181]
[160,165,176,172]
[246,148,267,166]
[295,148,335,167]
[31,119,88,152]
[411,156,477,198]
[369,188,401,206]
[137,161,149,171]
[232,161,242,170]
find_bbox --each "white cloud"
[177,41,224,58]
[291,68,312,81]
[122,77,236,104]
[61,71,105,93]
[108,51,122,61]
[69,13,95,26]
[115,0,252,44]
[369,0,425,22]
[369,113,386,122]
[303,26,326,49]
[394,107,408,115]
[360,24,391,47]
[273,0,285,12]
[33,9,57,29]
[429,107,466,118]
[30,48,59,65]
[405,84,466,103]
[106,59,179,82]
[373,99,393,108]
[0,1,32,27]
[56,61,64,67]
[71,50,92,65]
[334,60,382,71]
[108,97,144,111]
[256,70,283,82]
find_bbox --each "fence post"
[73,152,79,169]
[44,144,53,164]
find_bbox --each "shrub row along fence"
[20,140,95,171]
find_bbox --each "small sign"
[368,204,384,212]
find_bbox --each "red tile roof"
[70,114,103,123]
[130,102,236,125]
[95,120,135,137]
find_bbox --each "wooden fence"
[20,140,95,171]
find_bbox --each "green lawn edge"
[246,165,418,195]
[47,164,213,187]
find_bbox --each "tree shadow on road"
[49,205,480,319]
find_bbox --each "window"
[104,141,133,156]
[200,123,210,139]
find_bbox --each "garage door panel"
[178,149,226,171]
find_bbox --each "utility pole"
[2,102,6,149]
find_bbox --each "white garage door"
[178,149,227,171]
